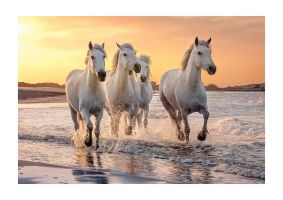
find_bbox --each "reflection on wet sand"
[72,147,215,183]
[72,149,108,184]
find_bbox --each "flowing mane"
[139,54,152,78]
[181,40,211,70]
[111,43,135,75]
[84,44,107,65]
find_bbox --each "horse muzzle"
[140,75,147,82]
[207,65,216,75]
[98,71,106,82]
[133,63,141,73]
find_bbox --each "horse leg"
[180,109,190,142]
[123,112,128,127]
[198,109,209,141]
[137,108,143,128]
[81,110,93,147]
[94,110,103,150]
[111,110,121,137]
[77,112,84,130]
[143,105,149,129]
[68,104,79,131]
[177,110,182,128]
[104,104,111,117]
[132,103,139,131]
[160,92,185,141]
[125,111,134,135]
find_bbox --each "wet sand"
[18,160,166,184]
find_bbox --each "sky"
[18,16,264,87]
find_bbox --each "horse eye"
[91,56,94,59]
[198,52,202,55]
[123,53,127,56]
[103,55,106,58]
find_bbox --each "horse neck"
[85,61,99,89]
[113,62,129,91]
[183,55,201,90]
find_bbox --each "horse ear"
[116,42,121,49]
[195,37,199,46]
[101,42,105,49]
[207,37,211,44]
[89,41,93,50]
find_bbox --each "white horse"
[106,43,141,137]
[159,37,217,142]
[136,55,153,129]
[65,42,106,149]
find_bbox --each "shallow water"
[18,91,265,183]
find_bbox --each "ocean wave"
[213,117,264,136]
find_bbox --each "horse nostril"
[140,76,146,82]
[98,71,106,77]
[209,65,216,74]
[134,63,141,73]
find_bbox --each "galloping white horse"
[159,37,217,142]
[136,55,153,129]
[65,42,106,149]
[106,43,141,136]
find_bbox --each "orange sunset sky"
[18,16,264,87]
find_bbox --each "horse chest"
[79,90,104,111]
[81,100,103,113]
[177,88,207,112]
[140,88,150,104]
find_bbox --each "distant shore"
[205,83,265,92]
[18,87,66,103]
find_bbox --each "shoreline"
[18,88,264,104]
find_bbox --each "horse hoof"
[84,138,93,147]
[197,132,206,141]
